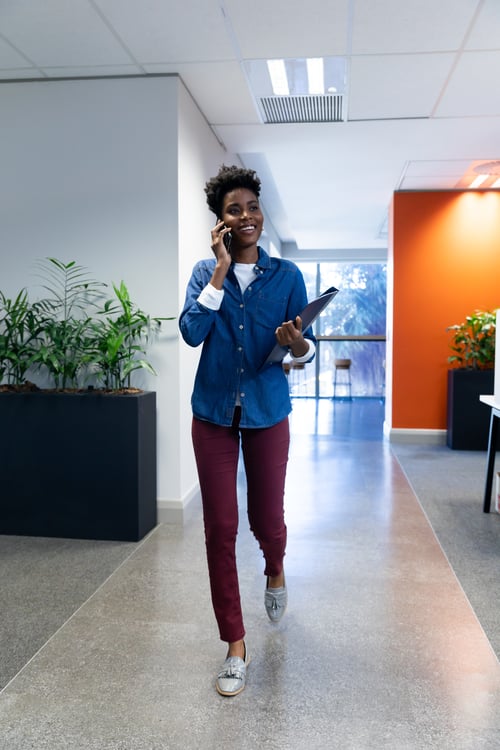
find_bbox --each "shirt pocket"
[254,292,289,330]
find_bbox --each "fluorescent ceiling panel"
[247,57,347,98]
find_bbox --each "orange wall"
[390,190,500,430]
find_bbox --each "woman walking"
[179,164,315,696]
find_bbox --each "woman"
[179,164,315,696]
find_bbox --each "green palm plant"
[30,257,106,388]
[0,257,174,391]
[89,280,173,390]
[0,289,43,385]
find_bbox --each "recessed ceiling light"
[469,174,488,188]
[249,56,347,98]
[266,60,289,96]
[306,58,324,95]
[244,57,347,123]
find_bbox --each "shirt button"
[237,347,243,352]
[239,324,244,330]
[240,304,244,308]
[240,392,245,398]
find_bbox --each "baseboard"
[385,424,447,445]
[157,484,201,524]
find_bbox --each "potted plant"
[446,309,496,450]
[0,258,174,541]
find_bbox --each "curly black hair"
[204,164,261,217]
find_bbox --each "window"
[293,262,387,398]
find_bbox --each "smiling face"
[221,187,264,260]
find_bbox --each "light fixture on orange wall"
[469,173,488,188]
[467,160,500,189]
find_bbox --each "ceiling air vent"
[259,94,344,124]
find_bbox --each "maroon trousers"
[192,410,289,643]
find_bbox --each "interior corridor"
[0,399,499,749]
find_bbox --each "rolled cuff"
[197,283,224,311]
[291,339,316,363]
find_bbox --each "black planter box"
[446,369,495,450]
[0,390,157,541]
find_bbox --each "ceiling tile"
[436,51,500,116]
[0,0,134,67]
[143,61,261,124]
[95,0,235,62]
[466,0,500,50]
[397,159,475,189]
[0,35,33,68]
[39,65,144,78]
[225,0,349,59]
[399,176,463,189]
[352,0,477,54]
[348,53,455,120]
[402,159,473,178]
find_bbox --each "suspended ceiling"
[1,0,499,256]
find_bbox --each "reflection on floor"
[290,396,385,440]
[0,397,499,749]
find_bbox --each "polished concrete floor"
[0,399,499,749]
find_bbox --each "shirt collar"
[253,246,271,273]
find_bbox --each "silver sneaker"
[216,647,250,697]
[264,578,287,623]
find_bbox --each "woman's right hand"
[211,220,232,266]
[209,220,232,290]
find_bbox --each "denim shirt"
[179,247,316,428]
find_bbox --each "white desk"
[479,395,500,512]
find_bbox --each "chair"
[333,358,352,399]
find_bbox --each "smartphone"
[218,219,232,251]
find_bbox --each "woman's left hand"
[275,316,309,358]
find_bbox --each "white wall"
[0,74,229,522]
[176,83,235,515]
